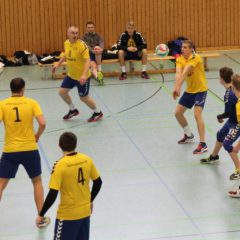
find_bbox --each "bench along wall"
[0,0,239,56]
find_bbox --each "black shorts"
[124,51,142,60]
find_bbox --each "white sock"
[142,65,146,72]
[69,103,75,111]
[98,65,102,72]
[93,107,101,113]
[183,126,192,137]
[121,66,126,73]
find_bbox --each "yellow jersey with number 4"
[64,39,91,80]
[0,96,43,152]
[176,53,208,93]
[49,153,100,220]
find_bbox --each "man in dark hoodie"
[117,21,149,80]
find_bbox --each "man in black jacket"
[117,21,149,80]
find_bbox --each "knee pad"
[223,139,233,153]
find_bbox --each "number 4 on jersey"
[78,168,85,185]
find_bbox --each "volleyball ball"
[155,44,169,57]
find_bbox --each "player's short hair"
[127,21,135,28]
[232,74,240,91]
[67,25,78,33]
[220,67,234,84]
[10,78,25,93]
[86,21,95,26]
[182,40,194,49]
[59,132,77,152]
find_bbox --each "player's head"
[231,74,240,97]
[219,67,233,84]
[10,78,25,94]
[59,132,77,152]
[126,21,135,36]
[181,40,194,57]
[67,25,79,43]
[86,21,95,33]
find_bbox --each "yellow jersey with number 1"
[49,153,100,220]
[0,96,43,152]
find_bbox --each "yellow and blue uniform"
[61,40,91,96]
[0,96,43,178]
[177,53,208,109]
[50,152,100,240]
[50,153,100,220]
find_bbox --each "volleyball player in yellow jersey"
[0,78,50,226]
[173,40,208,154]
[36,132,102,240]
[53,25,103,122]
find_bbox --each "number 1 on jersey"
[13,107,21,122]
[78,168,85,185]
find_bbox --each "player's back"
[52,152,100,220]
[0,96,41,152]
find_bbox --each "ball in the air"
[155,44,169,57]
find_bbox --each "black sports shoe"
[63,109,79,120]
[88,111,103,122]
[119,72,127,80]
[200,154,219,164]
[141,71,150,79]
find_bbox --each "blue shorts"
[0,150,41,179]
[217,120,237,142]
[54,217,90,240]
[179,91,207,109]
[125,51,142,60]
[61,76,90,97]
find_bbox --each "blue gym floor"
[0,51,240,240]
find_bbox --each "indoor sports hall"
[1,1,240,240]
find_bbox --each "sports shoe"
[63,109,79,120]
[119,72,127,80]
[228,187,240,198]
[97,71,104,86]
[193,142,208,154]
[141,71,150,79]
[200,154,219,164]
[178,133,195,144]
[38,216,51,228]
[229,170,240,180]
[88,111,103,122]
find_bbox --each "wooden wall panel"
[0,0,240,56]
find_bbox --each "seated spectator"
[117,21,149,80]
[81,21,104,85]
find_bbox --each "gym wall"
[0,0,239,56]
